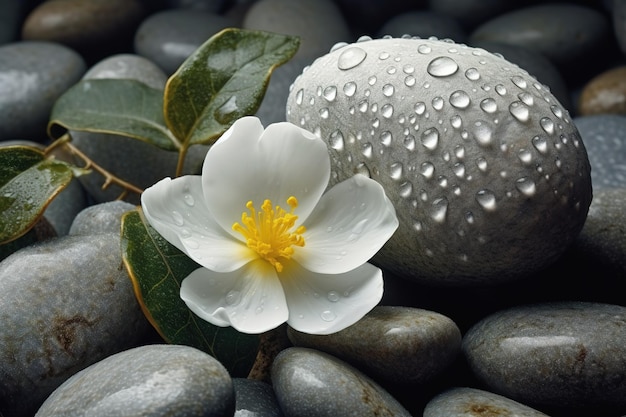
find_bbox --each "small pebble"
[233,378,284,417]
[288,306,461,384]
[423,387,550,417]
[376,11,467,43]
[271,347,412,417]
[69,201,137,236]
[578,65,626,116]
[35,344,234,417]
[463,301,626,415]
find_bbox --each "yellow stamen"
[232,196,306,272]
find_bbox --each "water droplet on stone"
[532,135,548,154]
[295,89,304,105]
[389,162,403,179]
[327,291,340,302]
[476,157,488,172]
[432,96,444,111]
[355,163,370,177]
[450,90,471,109]
[465,67,480,81]
[540,117,555,135]
[343,81,357,97]
[453,162,465,178]
[399,181,413,197]
[337,46,367,70]
[550,104,563,119]
[421,128,439,150]
[329,130,344,151]
[404,75,416,87]
[171,210,184,226]
[368,75,377,85]
[383,84,395,97]
[472,121,493,146]
[381,104,394,118]
[379,51,390,60]
[380,131,392,146]
[518,148,533,164]
[518,92,534,106]
[475,189,497,211]
[509,101,530,122]
[515,177,536,196]
[450,115,462,129]
[511,75,527,89]
[480,98,497,113]
[403,134,416,150]
[420,161,435,178]
[321,310,337,322]
[465,211,475,224]
[431,197,448,223]
[361,142,373,158]
[418,44,432,54]
[323,86,337,102]
[495,84,507,96]
[427,56,459,77]
[319,108,329,119]
[455,145,465,158]
[414,102,426,115]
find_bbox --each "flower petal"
[202,116,331,238]
[281,261,383,335]
[141,176,255,272]
[293,174,399,274]
[180,260,289,334]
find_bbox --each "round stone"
[35,344,234,417]
[376,11,467,43]
[287,306,461,384]
[462,301,626,415]
[272,347,412,417]
[423,387,550,417]
[574,114,626,190]
[69,201,137,236]
[233,378,283,417]
[578,66,626,116]
[0,233,152,417]
[0,41,86,142]
[286,36,592,285]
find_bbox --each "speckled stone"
[0,41,86,142]
[242,0,352,62]
[287,306,461,384]
[69,201,137,236]
[68,53,208,204]
[574,114,626,189]
[35,344,235,417]
[0,233,152,417]
[271,347,412,417]
[134,8,236,75]
[578,66,626,116]
[469,4,611,72]
[423,387,550,417]
[375,11,467,43]
[462,301,626,415]
[21,0,144,57]
[233,378,283,417]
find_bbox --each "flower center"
[232,196,306,272]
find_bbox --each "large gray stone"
[0,233,152,417]
[35,344,234,417]
[286,36,592,285]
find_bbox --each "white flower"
[141,116,398,335]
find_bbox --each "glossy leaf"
[0,146,74,244]
[121,208,259,376]
[48,79,179,151]
[164,28,300,145]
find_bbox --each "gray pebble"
[35,344,234,417]
[242,0,352,63]
[462,301,626,415]
[376,11,467,43]
[423,387,550,417]
[0,41,86,141]
[69,201,137,236]
[574,114,626,190]
[428,0,528,30]
[0,233,152,417]
[233,378,283,417]
[287,306,461,384]
[134,8,236,75]
[82,53,168,90]
[271,347,412,417]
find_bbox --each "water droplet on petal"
[427,56,459,77]
[321,310,337,322]
[475,189,497,211]
[515,177,536,196]
[338,46,367,70]
[225,290,241,306]
[171,210,184,226]
[327,291,340,302]
[183,194,195,207]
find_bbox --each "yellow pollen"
[232,196,306,272]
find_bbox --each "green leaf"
[48,79,180,151]
[164,28,300,145]
[121,208,259,376]
[0,146,73,244]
